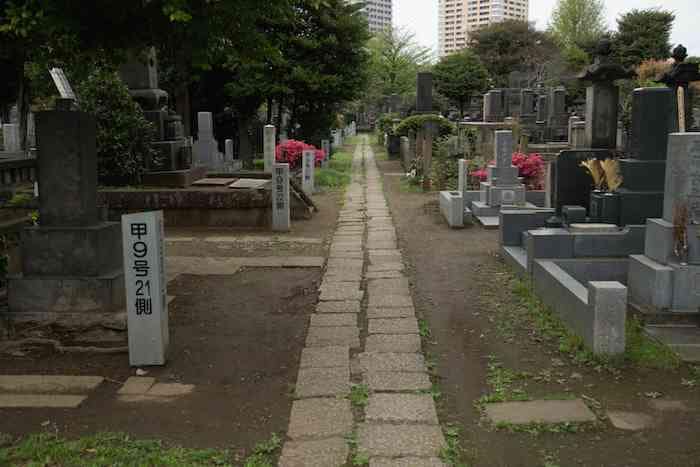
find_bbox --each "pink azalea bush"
[276,140,326,168]
[470,153,545,190]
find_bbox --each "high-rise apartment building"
[350,0,393,34]
[438,0,529,57]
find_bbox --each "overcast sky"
[395,0,699,57]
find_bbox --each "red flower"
[276,140,326,168]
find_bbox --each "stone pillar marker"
[578,39,633,149]
[272,163,291,232]
[122,210,168,366]
[416,72,433,113]
[224,139,234,167]
[458,159,467,197]
[264,125,276,173]
[302,149,315,195]
[2,124,21,152]
[193,111,221,170]
[321,139,330,168]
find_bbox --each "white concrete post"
[122,211,169,366]
[272,163,291,231]
[302,149,315,195]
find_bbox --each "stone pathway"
[279,136,446,466]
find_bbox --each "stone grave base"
[532,258,628,355]
[628,256,700,312]
[142,167,208,188]
[438,191,473,229]
[7,270,125,323]
[99,181,314,229]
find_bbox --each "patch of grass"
[243,433,281,467]
[352,452,370,466]
[315,168,352,190]
[419,319,432,338]
[541,450,561,467]
[348,383,369,408]
[439,424,469,467]
[682,366,700,388]
[477,356,531,405]
[0,432,233,466]
[494,421,598,436]
[417,383,443,402]
[371,144,389,161]
[625,317,681,370]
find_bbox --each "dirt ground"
[0,188,341,460]
[376,155,700,467]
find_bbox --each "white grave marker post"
[458,159,467,195]
[122,211,169,366]
[302,149,315,195]
[264,125,276,174]
[272,163,291,231]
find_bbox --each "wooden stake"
[677,87,686,132]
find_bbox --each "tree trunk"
[459,100,465,119]
[237,115,254,161]
[17,63,29,152]
[266,97,273,125]
[175,84,192,137]
[422,124,433,192]
[276,96,284,142]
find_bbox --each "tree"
[433,50,489,117]
[613,8,675,68]
[549,0,606,68]
[468,20,560,87]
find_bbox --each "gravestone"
[2,124,20,152]
[519,89,536,125]
[578,39,633,149]
[536,95,548,123]
[120,50,197,186]
[264,125,275,173]
[552,149,614,215]
[547,87,569,141]
[616,88,673,225]
[272,163,291,232]
[193,112,222,170]
[416,72,433,113]
[480,131,525,206]
[484,90,505,122]
[657,45,700,131]
[122,211,168,366]
[302,150,315,195]
[628,133,700,311]
[8,105,125,320]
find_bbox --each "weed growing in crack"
[348,384,369,408]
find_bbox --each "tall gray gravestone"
[264,125,276,173]
[479,130,526,206]
[629,133,700,311]
[193,112,221,170]
[416,72,433,113]
[8,106,125,320]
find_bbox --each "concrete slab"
[365,270,405,280]
[367,264,404,274]
[310,314,357,327]
[319,286,364,302]
[366,394,438,423]
[0,375,104,393]
[279,438,349,467]
[295,367,350,398]
[484,399,597,425]
[367,307,415,319]
[368,295,413,308]
[358,424,445,458]
[316,301,361,314]
[192,177,237,186]
[365,371,432,391]
[370,458,448,467]
[287,398,353,440]
[476,216,500,229]
[365,334,422,353]
[608,411,655,431]
[306,327,360,348]
[300,346,349,369]
[358,352,427,373]
[0,394,87,408]
[147,383,194,397]
[117,377,155,395]
[369,318,419,335]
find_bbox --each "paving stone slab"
[365,270,405,280]
[307,327,360,348]
[484,399,597,425]
[367,241,398,250]
[358,424,445,458]
[295,367,351,398]
[279,438,349,467]
[300,346,349,369]
[608,411,655,431]
[367,307,415,319]
[0,375,104,393]
[359,352,427,373]
[324,271,364,282]
[367,264,404,274]
[319,286,364,302]
[147,383,194,397]
[368,249,401,256]
[316,301,361,314]
[365,371,432,391]
[327,259,364,269]
[320,281,362,292]
[310,313,357,327]
[118,377,156,395]
[368,294,413,308]
[0,394,87,408]
[287,398,353,440]
[370,458,448,467]
[367,281,410,296]
[365,334,421,353]
[366,394,438,424]
[649,400,691,412]
[369,318,419,335]
[329,251,364,260]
